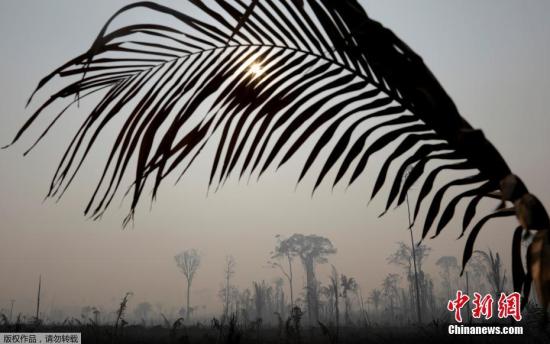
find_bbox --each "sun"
[248,62,264,77]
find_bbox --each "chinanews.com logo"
[446,290,524,335]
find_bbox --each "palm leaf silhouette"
[5,0,550,308]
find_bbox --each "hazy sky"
[1,0,549,318]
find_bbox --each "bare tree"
[388,241,431,320]
[269,235,296,307]
[403,165,422,323]
[221,255,236,319]
[175,249,201,320]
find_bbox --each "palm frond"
[6,0,550,307]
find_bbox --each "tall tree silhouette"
[340,274,357,325]
[278,234,336,324]
[388,241,430,319]
[269,235,296,307]
[221,255,236,319]
[6,0,549,308]
[175,249,201,320]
